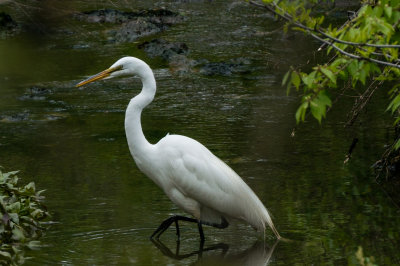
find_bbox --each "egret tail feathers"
[262,208,281,239]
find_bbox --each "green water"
[1,1,399,265]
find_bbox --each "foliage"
[0,169,49,265]
[251,0,400,130]
[353,246,377,266]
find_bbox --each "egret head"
[76,57,150,87]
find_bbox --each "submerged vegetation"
[0,169,49,265]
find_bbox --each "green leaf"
[7,202,21,213]
[2,171,19,180]
[282,70,291,86]
[310,100,323,123]
[384,6,393,18]
[338,69,348,80]
[357,5,369,17]
[302,71,317,88]
[309,91,332,123]
[370,63,381,74]
[0,251,11,260]
[36,189,46,196]
[295,101,309,123]
[291,71,301,90]
[394,116,400,125]
[23,182,36,194]
[348,28,356,40]
[387,94,400,113]
[8,213,19,225]
[347,60,359,77]
[330,58,347,69]
[394,139,400,150]
[318,91,332,108]
[390,48,398,60]
[359,69,367,85]
[286,80,292,95]
[373,6,383,18]
[30,209,44,219]
[377,20,393,35]
[327,45,333,55]
[320,67,336,84]
[11,227,25,241]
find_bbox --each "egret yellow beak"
[75,66,122,87]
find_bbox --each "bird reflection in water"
[151,238,279,266]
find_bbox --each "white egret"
[76,56,281,241]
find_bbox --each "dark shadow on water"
[151,238,279,265]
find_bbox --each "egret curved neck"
[124,73,156,156]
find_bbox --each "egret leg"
[151,215,199,240]
[150,217,174,239]
[174,220,180,240]
[197,222,205,242]
[151,215,229,241]
[198,235,205,258]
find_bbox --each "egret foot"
[151,215,202,240]
[150,215,229,241]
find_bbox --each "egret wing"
[157,134,267,230]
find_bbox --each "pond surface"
[1,0,400,265]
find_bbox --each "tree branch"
[248,0,400,68]
[316,28,400,49]
[310,33,400,69]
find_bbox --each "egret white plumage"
[76,56,281,241]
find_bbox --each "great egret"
[76,56,281,241]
